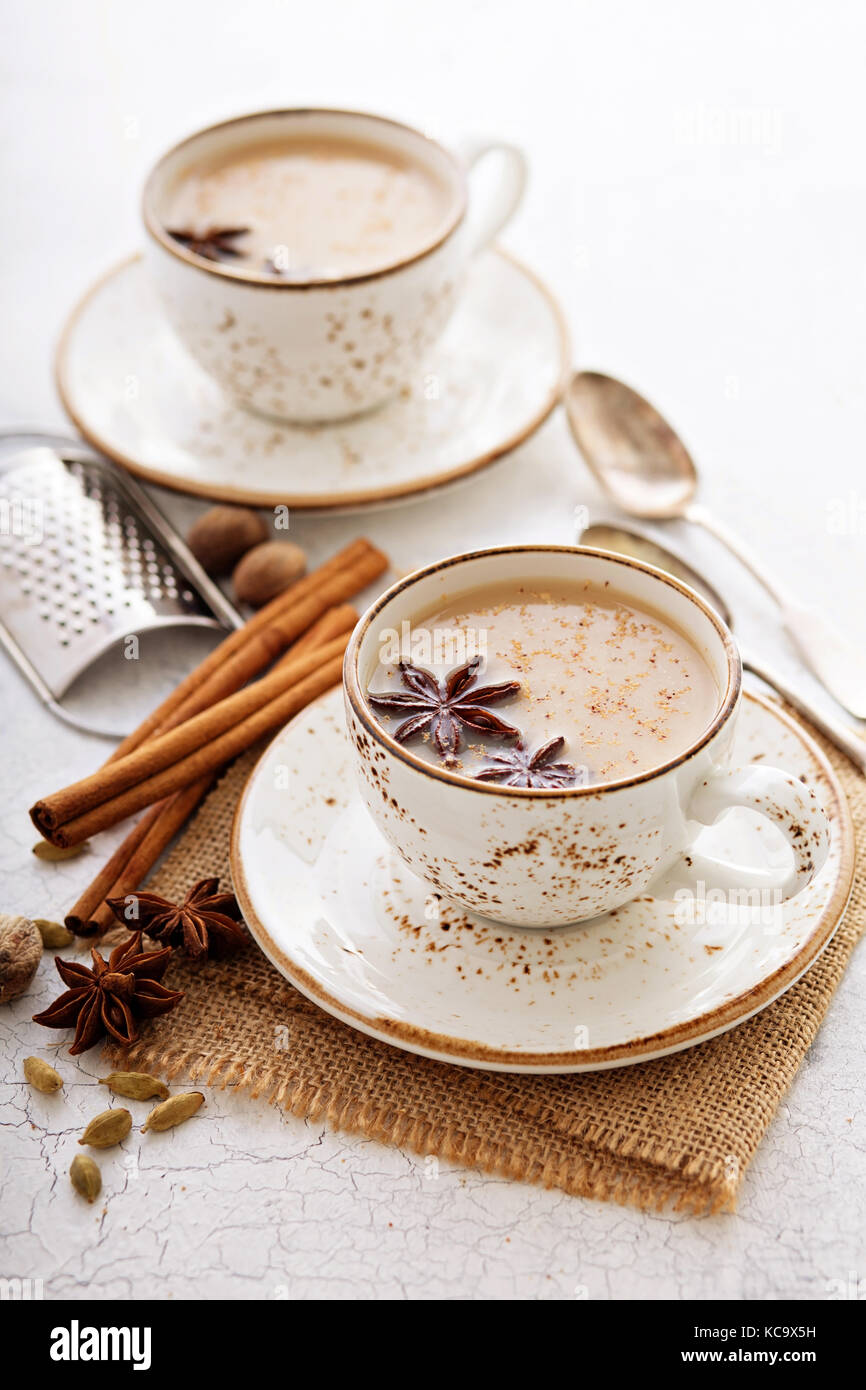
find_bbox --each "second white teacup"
[142,108,526,423]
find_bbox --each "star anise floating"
[475,736,579,789]
[367,657,521,760]
[32,933,183,1056]
[108,877,246,963]
[166,226,250,263]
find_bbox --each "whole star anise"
[368,657,521,760]
[32,933,183,1055]
[474,736,579,789]
[108,877,246,962]
[166,226,250,263]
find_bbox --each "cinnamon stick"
[64,802,166,933]
[274,603,357,664]
[159,566,370,735]
[32,636,348,835]
[110,537,384,760]
[40,651,346,846]
[65,604,357,935]
[83,778,212,937]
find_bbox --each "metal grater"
[0,436,242,737]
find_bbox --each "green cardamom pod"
[34,918,74,949]
[142,1091,205,1133]
[79,1108,132,1148]
[32,840,87,861]
[99,1071,169,1102]
[23,1055,63,1093]
[69,1154,102,1203]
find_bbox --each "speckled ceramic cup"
[344,546,831,928]
[142,109,526,423]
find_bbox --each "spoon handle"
[683,502,790,606]
[742,650,866,773]
[685,502,866,719]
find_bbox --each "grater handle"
[41,695,127,741]
[0,626,126,738]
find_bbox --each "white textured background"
[1,0,864,1300]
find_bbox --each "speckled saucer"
[56,250,569,512]
[230,686,853,1073]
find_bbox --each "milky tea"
[366,578,720,787]
[163,133,456,281]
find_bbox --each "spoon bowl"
[565,368,866,718]
[565,371,697,518]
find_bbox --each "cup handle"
[458,138,528,256]
[681,763,831,902]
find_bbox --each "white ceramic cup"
[344,546,831,928]
[142,108,526,423]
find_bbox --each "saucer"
[56,250,569,512]
[230,687,854,1073]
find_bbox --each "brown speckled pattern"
[155,255,460,422]
[55,250,569,508]
[348,702,734,924]
[230,685,852,1072]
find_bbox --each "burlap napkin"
[106,720,864,1215]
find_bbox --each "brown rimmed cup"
[142,108,526,423]
[344,546,831,927]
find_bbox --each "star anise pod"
[474,736,578,789]
[32,933,183,1055]
[166,226,250,263]
[367,657,521,760]
[108,877,247,962]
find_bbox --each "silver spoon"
[579,519,866,772]
[565,370,866,719]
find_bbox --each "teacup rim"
[344,543,742,797]
[142,106,469,290]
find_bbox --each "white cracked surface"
[1,0,865,1300]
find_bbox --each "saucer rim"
[55,247,571,511]
[229,687,855,1073]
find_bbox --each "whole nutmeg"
[0,914,42,1004]
[233,541,307,608]
[186,505,267,576]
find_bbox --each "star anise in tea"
[474,736,579,789]
[367,657,521,760]
[166,226,250,263]
[108,877,247,962]
[32,933,183,1055]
